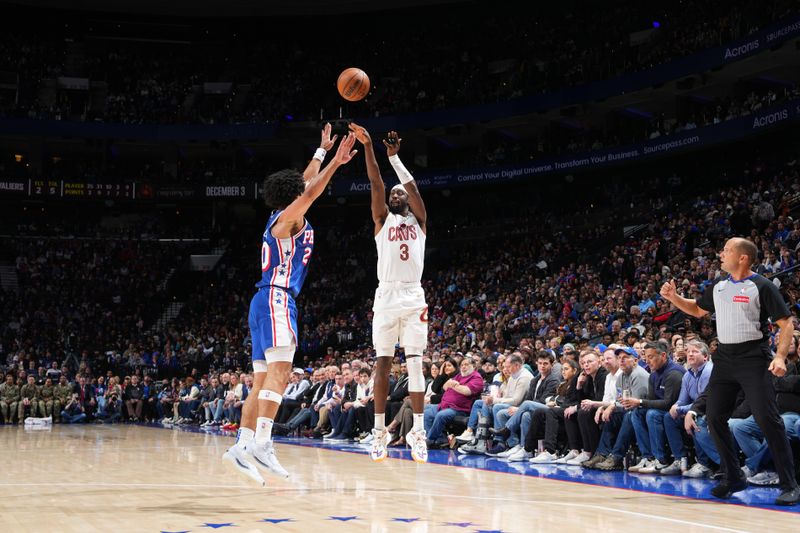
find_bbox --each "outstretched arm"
[349,122,388,230]
[273,133,357,238]
[660,280,709,318]
[384,131,427,232]
[303,123,338,183]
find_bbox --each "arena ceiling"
[5,0,463,16]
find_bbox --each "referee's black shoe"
[710,477,747,499]
[775,486,800,506]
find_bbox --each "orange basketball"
[337,67,370,102]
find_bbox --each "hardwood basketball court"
[0,424,796,532]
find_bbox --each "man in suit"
[73,375,96,420]
[385,362,409,424]
[309,370,343,437]
[488,351,563,456]
[326,369,358,437]
[326,368,364,440]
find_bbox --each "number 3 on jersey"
[400,243,409,261]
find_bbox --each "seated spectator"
[142,375,157,421]
[38,377,57,419]
[53,375,73,423]
[157,378,179,422]
[327,368,374,441]
[458,354,533,454]
[584,346,650,469]
[353,369,376,441]
[387,359,456,446]
[663,340,714,476]
[309,371,344,438]
[274,369,328,436]
[487,351,562,456]
[73,375,97,420]
[97,377,123,423]
[61,393,87,424]
[201,376,225,426]
[384,362,409,425]
[528,358,582,463]
[18,375,40,422]
[424,359,448,405]
[94,376,107,415]
[124,375,145,421]
[325,369,356,439]
[424,358,484,449]
[627,340,686,474]
[0,373,20,424]
[563,349,610,465]
[222,374,241,428]
[277,368,311,423]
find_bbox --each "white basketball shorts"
[372,282,428,358]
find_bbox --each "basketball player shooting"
[349,123,429,463]
[223,125,358,485]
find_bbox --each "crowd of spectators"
[2,146,800,495]
[0,0,795,126]
[436,86,800,170]
[3,149,800,404]
[0,237,198,379]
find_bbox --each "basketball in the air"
[337,68,370,101]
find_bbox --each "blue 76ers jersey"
[250,210,314,355]
[255,210,314,299]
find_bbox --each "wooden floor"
[0,425,795,533]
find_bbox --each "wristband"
[388,154,414,184]
[313,148,327,162]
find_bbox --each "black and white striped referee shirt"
[696,273,791,345]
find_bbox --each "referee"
[660,237,799,506]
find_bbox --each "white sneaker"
[247,442,289,479]
[222,445,265,486]
[554,450,579,464]
[323,430,336,438]
[370,428,392,462]
[657,459,683,476]
[359,433,374,444]
[747,471,780,486]
[530,450,559,464]
[497,444,522,458]
[566,451,592,466]
[506,447,533,462]
[741,465,755,479]
[628,458,650,473]
[455,428,474,443]
[638,459,670,474]
[683,463,711,478]
[406,429,428,463]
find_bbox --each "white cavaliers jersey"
[375,212,426,283]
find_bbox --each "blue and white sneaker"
[222,445,265,486]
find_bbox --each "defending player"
[223,126,357,485]
[349,123,429,463]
